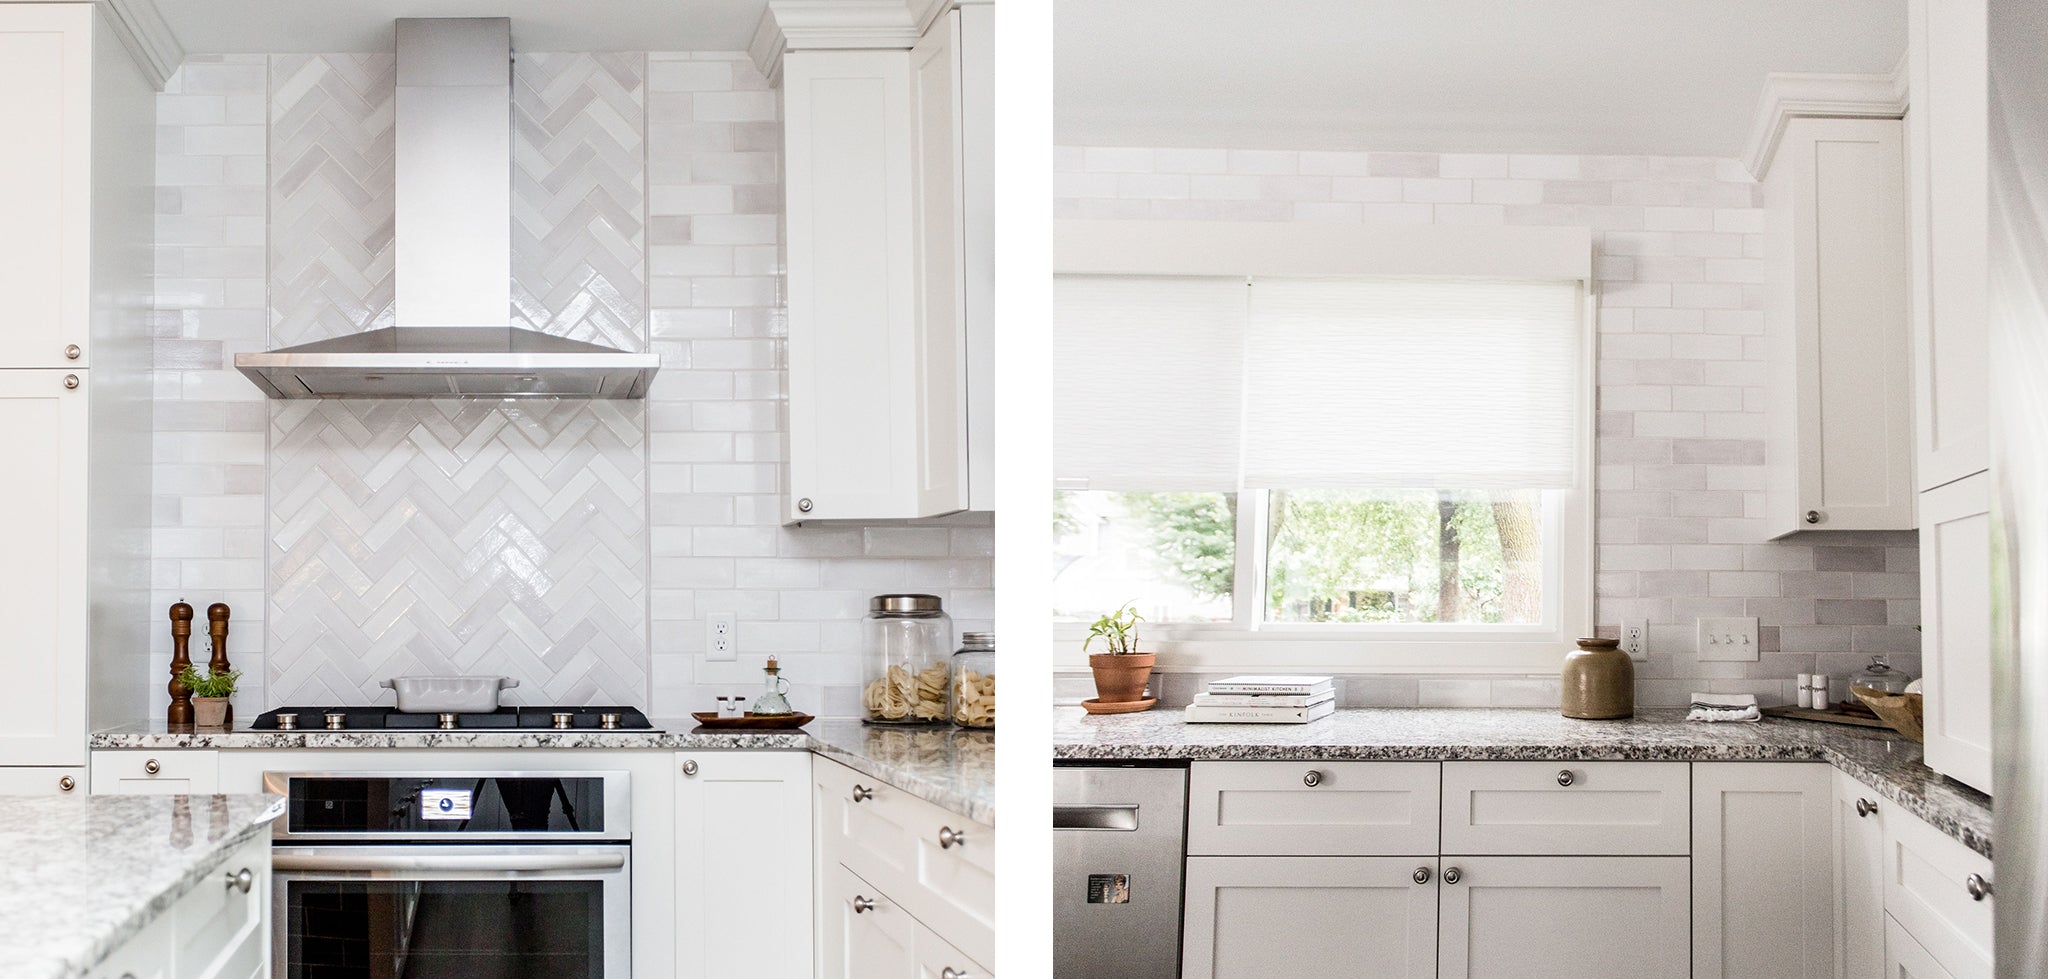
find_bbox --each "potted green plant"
[1085,602,1155,704]
[176,665,241,729]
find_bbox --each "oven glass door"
[274,844,630,979]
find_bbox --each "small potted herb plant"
[176,665,242,729]
[1085,602,1155,704]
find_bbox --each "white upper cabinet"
[1906,0,1990,490]
[1763,116,1916,538]
[0,3,91,370]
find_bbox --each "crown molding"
[1743,61,1910,179]
[97,0,184,90]
[750,0,987,81]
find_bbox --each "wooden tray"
[690,711,814,730]
[1760,705,1892,729]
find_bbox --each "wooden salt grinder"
[167,602,194,727]
[207,603,232,725]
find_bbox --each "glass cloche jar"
[949,632,996,729]
[861,594,952,725]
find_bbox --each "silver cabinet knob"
[1856,798,1877,818]
[852,895,876,914]
[1966,874,1993,901]
[1805,510,1822,524]
[1302,769,1323,787]
[1443,866,1462,885]
[942,969,970,979]
[1413,866,1432,885]
[64,344,81,360]
[63,374,79,390]
[681,760,699,777]
[851,784,873,802]
[225,867,254,893]
[939,826,965,849]
[797,497,814,513]
[57,775,75,792]
[143,758,161,776]
[1556,769,1575,787]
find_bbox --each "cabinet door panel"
[0,371,87,766]
[1183,856,1436,979]
[1693,763,1834,979]
[1837,772,1888,979]
[0,4,90,369]
[675,751,812,979]
[909,12,969,518]
[1438,855,1690,979]
[1919,472,1993,792]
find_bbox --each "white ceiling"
[152,0,771,53]
[1056,0,1907,158]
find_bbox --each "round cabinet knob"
[225,868,254,894]
[1805,510,1822,525]
[1412,866,1432,885]
[1303,769,1323,787]
[143,758,161,775]
[57,775,75,792]
[851,784,873,803]
[938,826,966,849]
[63,374,79,390]
[1855,798,1877,818]
[797,497,814,513]
[1966,874,1993,901]
[852,895,876,914]
[1443,867,1463,885]
[942,969,971,979]
[1556,769,1575,787]
[64,344,81,360]
[681,760,699,777]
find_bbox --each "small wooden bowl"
[690,711,814,730]
[1851,686,1924,742]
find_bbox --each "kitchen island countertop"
[1054,706,1990,858]
[0,792,283,979]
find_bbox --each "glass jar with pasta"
[949,632,995,729]
[860,594,953,725]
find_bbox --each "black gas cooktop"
[249,705,656,731]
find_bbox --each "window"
[1054,266,1591,671]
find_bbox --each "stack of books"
[1184,675,1337,724]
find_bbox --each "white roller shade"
[1054,275,1246,491]
[1242,278,1583,490]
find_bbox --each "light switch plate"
[1697,616,1760,661]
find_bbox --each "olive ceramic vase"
[1561,637,1635,719]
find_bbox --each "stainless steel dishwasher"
[1054,764,1188,978]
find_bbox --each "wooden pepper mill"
[207,603,233,726]
[167,602,194,727]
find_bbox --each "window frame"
[1053,221,1596,674]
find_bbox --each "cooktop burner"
[249,706,657,731]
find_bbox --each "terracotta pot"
[1089,652,1156,703]
[1560,638,1634,719]
[193,697,230,729]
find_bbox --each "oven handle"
[273,851,627,873]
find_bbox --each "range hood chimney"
[236,18,658,400]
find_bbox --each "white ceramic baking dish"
[380,675,520,713]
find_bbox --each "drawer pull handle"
[1443,866,1462,885]
[225,867,254,894]
[1303,769,1323,787]
[144,758,161,776]
[1054,804,1138,831]
[57,776,75,792]
[1412,866,1431,885]
[939,826,965,849]
[681,760,699,777]
[1966,874,1993,901]
[942,969,970,979]
[1556,769,1574,787]
[852,895,876,914]
[65,344,81,360]
[63,373,79,390]
[1855,798,1877,818]
[851,784,874,803]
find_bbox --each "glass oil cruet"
[751,657,796,715]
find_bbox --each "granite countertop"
[90,718,996,825]
[1,793,283,979]
[1054,706,1992,858]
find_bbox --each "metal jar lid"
[960,632,994,649]
[871,594,944,614]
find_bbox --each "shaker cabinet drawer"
[91,750,220,795]
[815,756,994,970]
[1883,806,1993,978]
[1441,761,1690,855]
[1188,761,1440,856]
[173,834,268,979]
[0,766,85,795]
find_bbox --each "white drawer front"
[173,835,267,979]
[1883,808,1992,978]
[816,756,993,968]
[1442,761,1690,855]
[911,811,995,971]
[0,766,85,795]
[816,757,920,896]
[1189,761,1441,856]
[1886,912,1958,979]
[91,750,219,795]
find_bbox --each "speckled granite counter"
[91,718,995,825]
[1,793,283,979]
[1054,707,1991,858]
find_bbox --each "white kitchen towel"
[1687,691,1762,723]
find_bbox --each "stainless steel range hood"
[235,18,657,400]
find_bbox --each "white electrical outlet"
[1620,620,1649,660]
[706,612,737,662]
[1697,616,1760,662]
